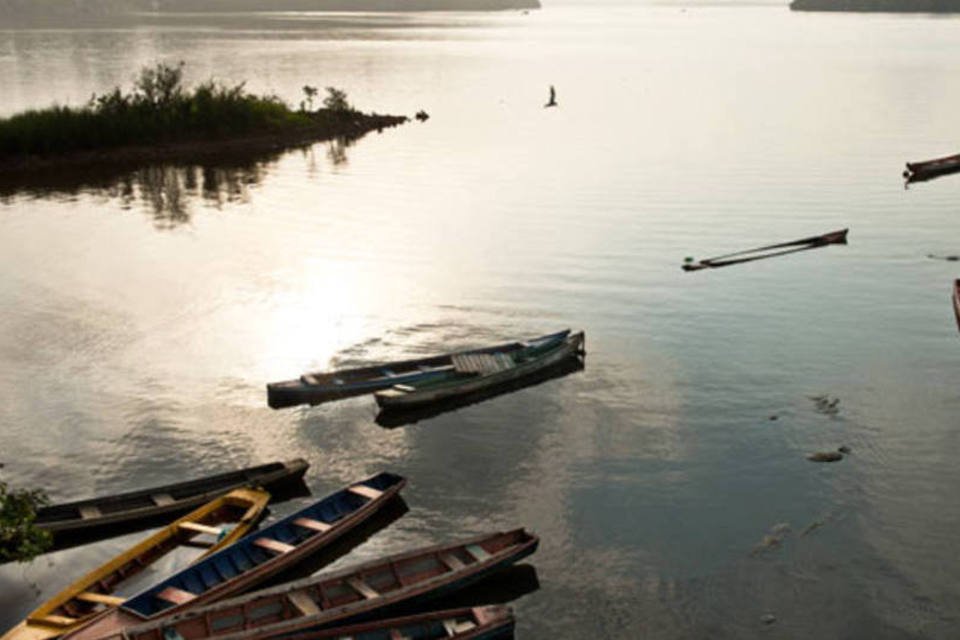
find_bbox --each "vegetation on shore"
[0,476,51,563]
[0,62,368,158]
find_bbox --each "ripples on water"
[2,5,960,638]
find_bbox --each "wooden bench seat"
[78,505,102,519]
[33,614,78,627]
[465,544,491,562]
[348,485,383,500]
[151,493,176,507]
[292,517,331,533]
[75,591,125,606]
[178,521,222,536]
[288,591,322,616]
[439,552,466,571]
[156,587,197,605]
[254,538,295,554]
[346,577,379,600]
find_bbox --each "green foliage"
[0,479,51,563]
[302,85,318,112]
[322,87,353,113]
[0,61,316,157]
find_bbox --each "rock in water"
[807,451,844,462]
[761,614,777,625]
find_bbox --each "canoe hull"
[953,280,960,333]
[905,153,960,182]
[375,332,585,409]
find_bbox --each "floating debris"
[809,395,840,415]
[927,254,959,261]
[750,522,791,556]
[801,520,824,536]
[768,414,779,421]
[682,228,848,272]
[837,445,851,454]
[760,613,777,625]
[807,451,843,462]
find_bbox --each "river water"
[2,3,960,637]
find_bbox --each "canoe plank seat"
[156,587,197,605]
[152,493,177,507]
[78,505,102,519]
[348,484,383,500]
[452,353,514,375]
[75,591,125,606]
[178,521,223,536]
[254,537,296,554]
[465,544,491,562]
[34,614,79,627]
[287,591,322,616]
[393,384,416,393]
[301,374,322,385]
[439,552,466,571]
[443,620,477,636]
[292,517,332,533]
[346,577,379,600]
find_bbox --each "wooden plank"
[465,544,491,562]
[156,586,197,605]
[346,577,379,600]
[348,485,383,500]
[292,517,331,533]
[152,493,176,507]
[439,552,466,571]
[75,591,125,606]
[287,591,321,616]
[178,521,222,536]
[254,538,295,554]
[35,614,78,626]
[78,505,102,519]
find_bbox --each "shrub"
[0,479,51,563]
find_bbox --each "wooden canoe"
[118,529,539,640]
[36,459,309,545]
[2,488,269,640]
[61,473,406,640]
[270,606,513,640]
[904,152,960,182]
[374,331,585,409]
[682,229,848,272]
[266,330,572,409]
[953,280,960,333]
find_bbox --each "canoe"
[904,152,960,182]
[953,280,960,332]
[375,331,585,409]
[266,330,572,409]
[2,488,269,640]
[118,529,539,640]
[261,606,513,640]
[682,229,848,272]
[36,459,309,545]
[62,473,406,640]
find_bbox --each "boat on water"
[258,606,513,640]
[904,152,960,182]
[62,473,406,640]
[953,280,960,332]
[682,229,848,272]
[35,459,309,547]
[374,331,585,409]
[118,529,538,640]
[266,330,573,409]
[1,488,269,640]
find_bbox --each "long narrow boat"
[953,280,960,333]
[266,330,572,409]
[904,152,960,182]
[118,529,538,640]
[2,488,269,640]
[682,229,848,272]
[261,606,514,640]
[63,473,406,640]
[375,331,585,409]
[36,459,309,545]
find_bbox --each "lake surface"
[2,3,960,637]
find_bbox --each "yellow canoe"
[1,487,269,640]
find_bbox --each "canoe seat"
[439,552,466,571]
[75,591,125,606]
[152,493,176,507]
[393,384,416,392]
[452,353,514,375]
[465,544,491,562]
[301,374,321,386]
[156,586,197,605]
[288,591,322,616]
[348,485,383,500]
[179,521,222,536]
[292,517,331,533]
[443,619,477,636]
[33,614,78,627]
[346,577,379,600]
[254,538,296,554]
[78,505,102,519]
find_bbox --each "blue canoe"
[266,330,571,409]
[63,472,406,640]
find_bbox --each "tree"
[0,478,52,563]
[323,87,352,113]
[302,85,318,112]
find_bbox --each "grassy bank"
[0,62,401,160]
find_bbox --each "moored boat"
[953,280,960,332]
[1,488,269,640]
[35,459,309,546]
[374,331,585,409]
[62,473,406,640]
[904,152,960,182]
[266,606,514,640]
[266,330,572,409]
[118,529,538,640]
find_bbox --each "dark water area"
[2,4,960,638]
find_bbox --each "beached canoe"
[1,488,269,640]
[266,330,572,409]
[35,459,308,545]
[118,529,538,640]
[374,331,585,409]
[953,280,960,332]
[62,473,406,640]
[904,152,960,182]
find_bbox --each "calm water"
[2,3,960,637]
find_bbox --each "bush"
[322,87,353,113]
[0,480,51,563]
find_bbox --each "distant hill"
[790,0,960,11]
